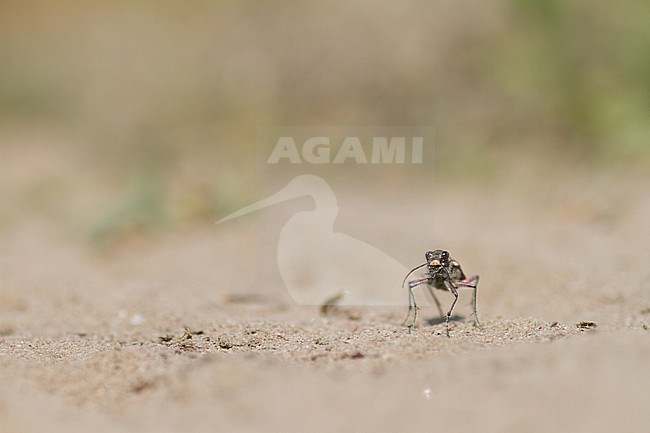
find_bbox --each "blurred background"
[0,0,648,260]
[2,4,649,431]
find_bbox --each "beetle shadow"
[426,315,465,326]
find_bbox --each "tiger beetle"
[402,250,480,337]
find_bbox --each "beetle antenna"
[402,263,427,288]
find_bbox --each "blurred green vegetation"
[0,1,648,247]
[504,0,650,159]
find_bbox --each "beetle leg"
[457,275,480,327]
[402,278,428,331]
[444,283,459,338]
[424,285,445,318]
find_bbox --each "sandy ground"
[1,166,649,433]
